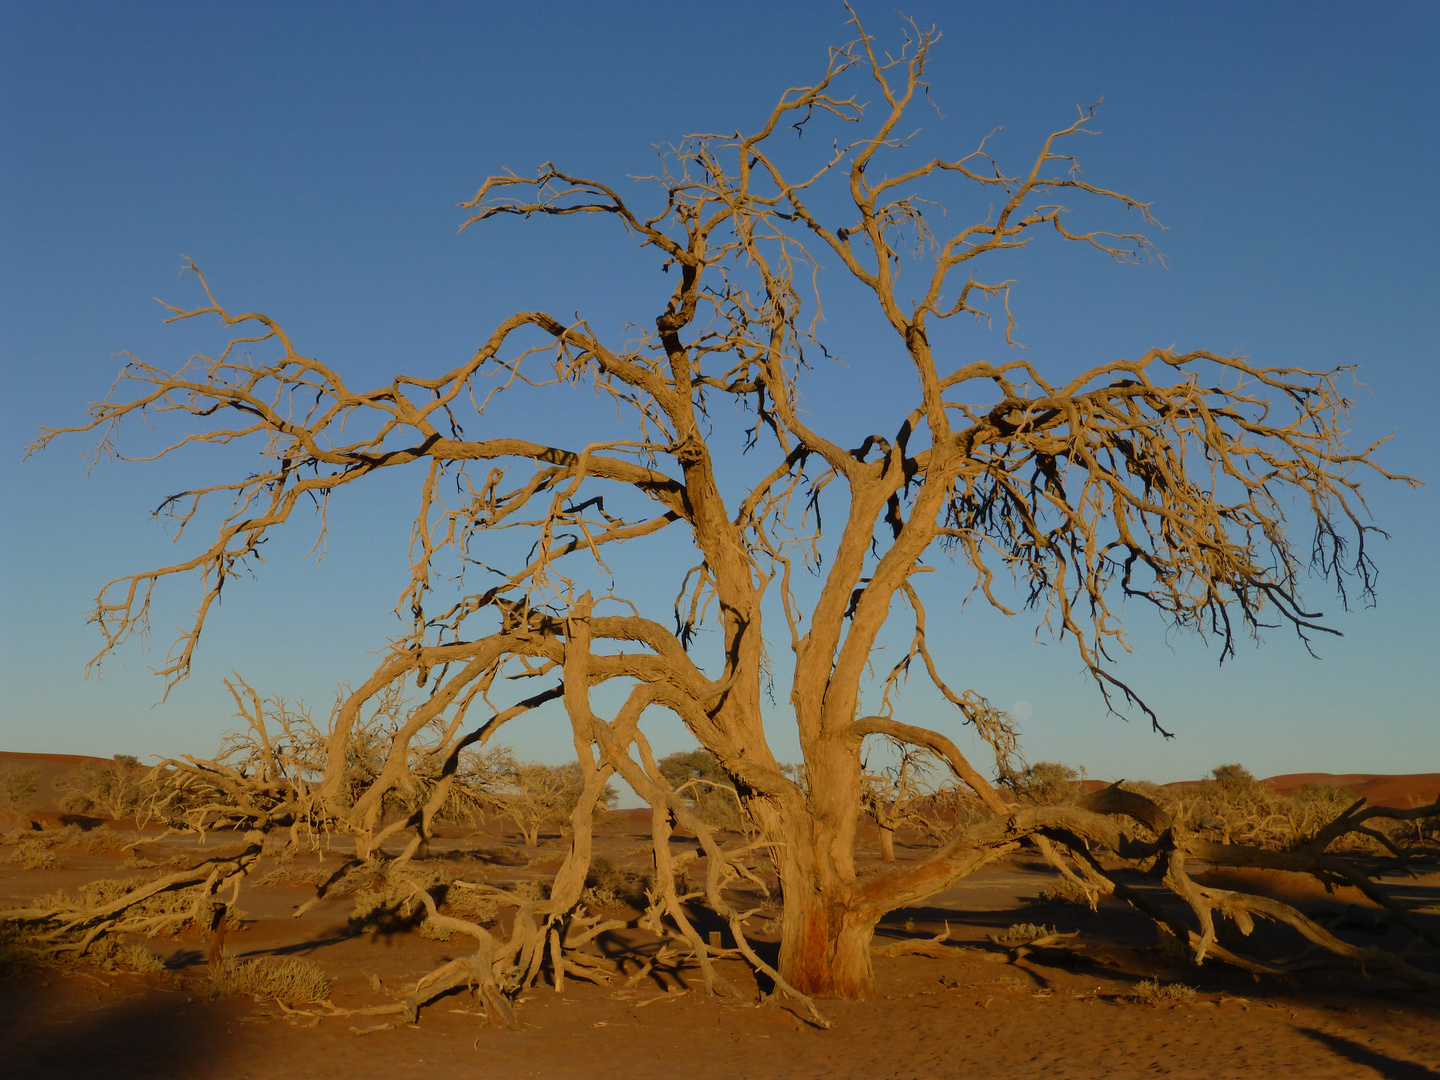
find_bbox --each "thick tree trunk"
[878,824,895,862]
[777,883,877,998]
[772,795,878,999]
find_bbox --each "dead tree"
[23,8,1424,1005]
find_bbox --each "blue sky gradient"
[2,2,1436,785]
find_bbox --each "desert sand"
[2,754,1438,1080]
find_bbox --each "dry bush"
[5,840,56,869]
[86,936,166,974]
[440,886,501,925]
[209,956,330,1005]
[1007,762,1084,806]
[345,864,450,934]
[0,765,41,811]
[1030,879,1090,907]
[1130,978,1197,1005]
[53,756,147,819]
[579,857,657,909]
[996,923,1057,942]
[1131,766,1392,853]
[251,866,333,890]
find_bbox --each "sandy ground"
[2,759,1439,1079]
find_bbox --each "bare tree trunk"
[206,900,227,967]
[772,785,878,998]
[878,824,895,862]
[776,866,876,998]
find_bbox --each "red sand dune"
[1262,772,1440,809]
[1072,773,1440,809]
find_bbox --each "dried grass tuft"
[1130,978,1196,1005]
[209,955,330,1005]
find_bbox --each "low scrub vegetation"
[1130,978,1197,1006]
[0,764,41,811]
[209,956,330,1006]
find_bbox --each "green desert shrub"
[209,956,330,1005]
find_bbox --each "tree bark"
[777,880,877,998]
[772,789,878,998]
[878,824,895,862]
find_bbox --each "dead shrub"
[86,936,166,974]
[209,955,330,1005]
[38,875,203,936]
[580,857,649,908]
[54,824,128,855]
[996,923,1056,942]
[1029,879,1090,907]
[442,887,501,925]
[416,918,453,941]
[52,757,147,819]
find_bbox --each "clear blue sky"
[2,1,1436,786]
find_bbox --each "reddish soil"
[3,815,1439,1079]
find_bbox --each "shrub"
[209,956,330,1005]
[5,840,56,869]
[0,765,41,811]
[1130,978,1196,1005]
[53,757,147,819]
[1007,762,1081,805]
[442,885,501,924]
[996,923,1055,942]
[117,944,166,973]
[86,937,166,973]
[1210,763,1256,790]
[345,864,448,934]
[580,857,649,907]
[1029,879,1090,907]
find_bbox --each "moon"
[1010,700,1035,723]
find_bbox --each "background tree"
[27,11,1425,1004]
[0,765,41,812]
[53,756,146,819]
[657,749,742,832]
[488,758,618,849]
[859,738,965,861]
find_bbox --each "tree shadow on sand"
[0,975,224,1080]
[1297,1027,1440,1080]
